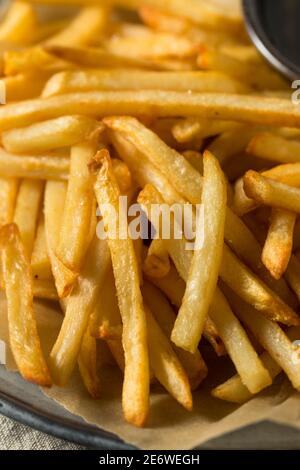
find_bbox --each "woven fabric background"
[0,414,85,450]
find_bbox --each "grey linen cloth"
[0,414,85,450]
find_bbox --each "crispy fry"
[50,236,110,385]
[244,170,300,213]
[0,177,18,226]
[4,72,51,102]
[0,148,69,181]
[93,150,149,427]
[210,289,272,393]
[4,47,73,76]
[139,5,190,34]
[89,266,122,340]
[2,116,101,154]
[143,238,170,279]
[0,1,37,45]
[78,319,101,399]
[104,116,202,204]
[46,6,109,47]
[44,180,78,298]
[226,288,300,391]
[145,305,192,410]
[173,118,238,143]
[248,132,300,164]
[31,215,52,281]
[57,141,97,276]
[142,281,207,389]
[172,152,227,353]
[13,179,44,257]
[207,125,257,165]
[32,278,58,301]
[0,223,51,386]
[262,209,296,280]
[42,70,248,98]
[1,91,300,131]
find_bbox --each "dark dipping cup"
[242,0,300,80]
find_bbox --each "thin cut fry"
[1,91,300,131]
[0,223,51,386]
[142,281,207,389]
[172,118,238,143]
[2,116,101,154]
[93,149,149,427]
[0,1,37,45]
[172,152,227,353]
[143,238,170,279]
[31,215,52,281]
[33,278,58,301]
[210,289,272,393]
[44,180,78,298]
[145,305,192,410]
[50,236,111,386]
[42,70,248,97]
[226,288,300,391]
[262,209,296,280]
[247,133,300,164]
[78,320,101,399]
[14,179,44,257]
[0,148,69,181]
[4,73,51,102]
[0,177,18,226]
[244,170,300,213]
[57,140,97,274]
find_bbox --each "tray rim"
[0,389,135,450]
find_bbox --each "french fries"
[244,171,300,213]
[57,141,97,277]
[247,133,300,164]
[49,236,111,385]
[262,209,296,280]
[0,148,69,181]
[1,91,300,131]
[3,0,300,431]
[2,116,101,154]
[42,70,248,97]
[93,150,149,427]
[13,179,44,257]
[0,223,51,386]
[172,152,227,353]
[0,177,18,227]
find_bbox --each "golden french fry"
[221,244,300,326]
[172,118,239,143]
[210,289,272,393]
[145,305,192,410]
[31,215,52,281]
[0,148,69,181]
[1,91,300,131]
[46,6,109,47]
[0,223,51,386]
[182,151,203,174]
[4,72,51,102]
[0,1,37,45]
[111,159,132,194]
[247,132,300,164]
[143,238,170,279]
[226,288,300,391]
[104,116,202,204]
[78,320,101,399]
[93,149,149,427]
[57,141,97,275]
[13,179,44,257]
[106,337,125,372]
[139,5,190,34]
[89,266,122,340]
[50,236,111,385]
[42,69,248,98]
[172,152,227,353]
[44,180,78,298]
[2,116,102,154]
[198,47,288,90]
[207,125,257,165]
[244,170,300,213]
[262,209,296,280]
[0,177,18,226]
[142,281,207,389]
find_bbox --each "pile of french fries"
[2,0,300,428]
